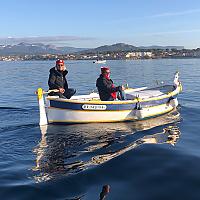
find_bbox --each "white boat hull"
[93,60,106,64]
[47,98,178,124]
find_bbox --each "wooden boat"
[36,72,182,125]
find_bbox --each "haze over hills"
[80,43,184,53]
[139,45,185,50]
[81,43,138,53]
[0,42,184,56]
[0,42,87,56]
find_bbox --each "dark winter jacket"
[48,67,68,90]
[96,74,121,101]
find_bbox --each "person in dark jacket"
[96,67,125,101]
[48,59,76,99]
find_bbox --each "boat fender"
[169,98,178,108]
[134,95,142,110]
[137,103,142,110]
[134,103,138,110]
[134,102,142,110]
[167,96,174,103]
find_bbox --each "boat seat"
[125,85,174,100]
[126,89,165,100]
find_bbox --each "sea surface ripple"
[0,59,200,200]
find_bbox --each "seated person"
[96,66,125,101]
[48,59,76,99]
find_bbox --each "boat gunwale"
[46,84,182,105]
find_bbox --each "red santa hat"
[101,66,110,74]
[56,59,65,65]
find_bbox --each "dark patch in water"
[0,123,38,134]
[0,106,27,111]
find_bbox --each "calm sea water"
[0,59,200,200]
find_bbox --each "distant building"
[125,51,153,59]
[143,52,153,57]
[193,51,200,57]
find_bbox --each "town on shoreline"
[1,48,200,61]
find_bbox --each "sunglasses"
[57,64,64,67]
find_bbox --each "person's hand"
[59,88,65,94]
[121,85,125,91]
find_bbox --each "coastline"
[1,56,200,62]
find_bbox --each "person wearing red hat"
[48,59,76,98]
[96,66,125,101]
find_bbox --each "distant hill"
[80,43,138,54]
[57,46,88,53]
[139,45,184,50]
[79,43,184,54]
[0,43,88,55]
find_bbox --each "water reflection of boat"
[32,109,181,182]
[90,125,180,166]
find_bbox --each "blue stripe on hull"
[50,100,136,110]
[49,95,175,111]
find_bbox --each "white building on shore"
[126,51,153,59]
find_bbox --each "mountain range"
[80,43,184,53]
[0,42,184,56]
[0,43,87,56]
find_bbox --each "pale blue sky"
[1,0,200,48]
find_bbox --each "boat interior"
[47,85,175,102]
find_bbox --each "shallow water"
[0,59,200,200]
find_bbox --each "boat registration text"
[82,104,107,110]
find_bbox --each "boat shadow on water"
[32,108,182,183]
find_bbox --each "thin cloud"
[109,8,200,24]
[149,9,200,18]
[141,29,200,36]
[0,36,95,45]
